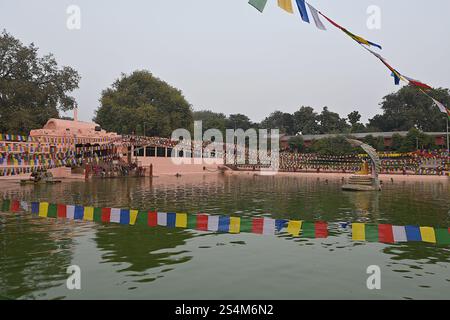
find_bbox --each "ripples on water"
[0,174,449,299]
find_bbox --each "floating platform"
[342,175,381,192]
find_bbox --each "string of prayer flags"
[318,12,381,49]
[403,76,433,90]
[2,198,450,246]
[278,0,294,14]
[248,0,268,13]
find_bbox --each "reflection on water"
[0,174,449,299]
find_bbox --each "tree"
[293,106,320,135]
[0,30,80,134]
[348,110,366,133]
[309,136,356,156]
[288,135,305,152]
[193,110,227,134]
[94,70,193,137]
[226,113,253,131]
[368,85,450,132]
[260,111,296,135]
[317,107,349,134]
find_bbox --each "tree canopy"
[368,85,450,132]
[94,70,193,137]
[0,30,80,134]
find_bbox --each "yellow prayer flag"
[229,217,241,234]
[287,220,302,236]
[130,210,139,225]
[175,213,188,228]
[84,207,94,221]
[352,223,366,241]
[420,227,436,244]
[277,0,293,13]
[39,202,49,218]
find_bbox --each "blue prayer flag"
[218,216,230,233]
[295,0,310,23]
[31,202,39,214]
[74,206,84,220]
[166,212,176,228]
[405,225,422,241]
[120,209,130,225]
[276,219,288,232]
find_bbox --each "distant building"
[30,118,119,146]
[280,132,448,150]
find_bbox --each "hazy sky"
[1,0,449,124]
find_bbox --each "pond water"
[0,174,449,299]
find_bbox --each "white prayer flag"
[307,3,326,30]
[110,208,121,223]
[208,215,219,232]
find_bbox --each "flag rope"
[1,198,449,246]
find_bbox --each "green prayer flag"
[248,0,268,13]
[1,199,10,212]
[135,210,148,226]
[240,217,253,233]
[93,207,103,223]
[435,229,450,245]
[47,204,57,218]
[187,214,197,230]
[302,222,315,238]
[365,224,379,242]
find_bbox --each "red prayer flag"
[315,221,328,238]
[57,204,67,218]
[11,200,20,212]
[378,224,394,243]
[148,211,157,227]
[101,207,111,223]
[197,214,209,231]
[252,218,264,234]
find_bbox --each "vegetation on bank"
[1,31,449,155]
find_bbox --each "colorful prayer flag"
[208,215,219,232]
[47,203,57,218]
[129,210,139,226]
[252,217,264,234]
[157,212,167,226]
[120,209,130,225]
[148,211,157,227]
[393,226,407,242]
[295,0,310,23]
[57,204,67,218]
[420,227,436,244]
[352,223,366,241]
[101,207,111,223]
[166,212,176,228]
[263,218,276,235]
[378,224,394,243]
[175,213,187,228]
[218,216,230,233]
[307,3,326,30]
[74,206,84,220]
[248,0,268,13]
[110,208,121,223]
[287,220,302,236]
[67,205,75,220]
[405,225,422,241]
[229,217,241,234]
[39,202,49,218]
[197,214,209,231]
[278,0,293,14]
[84,206,94,221]
[435,228,450,245]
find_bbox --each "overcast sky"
[1,0,449,124]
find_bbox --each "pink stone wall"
[136,157,223,176]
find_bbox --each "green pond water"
[0,174,449,300]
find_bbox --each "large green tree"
[368,85,450,132]
[293,106,321,135]
[0,30,80,134]
[317,107,349,134]
[94,70,193,137]
[260,111,296,135]
[193,110,227,133]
